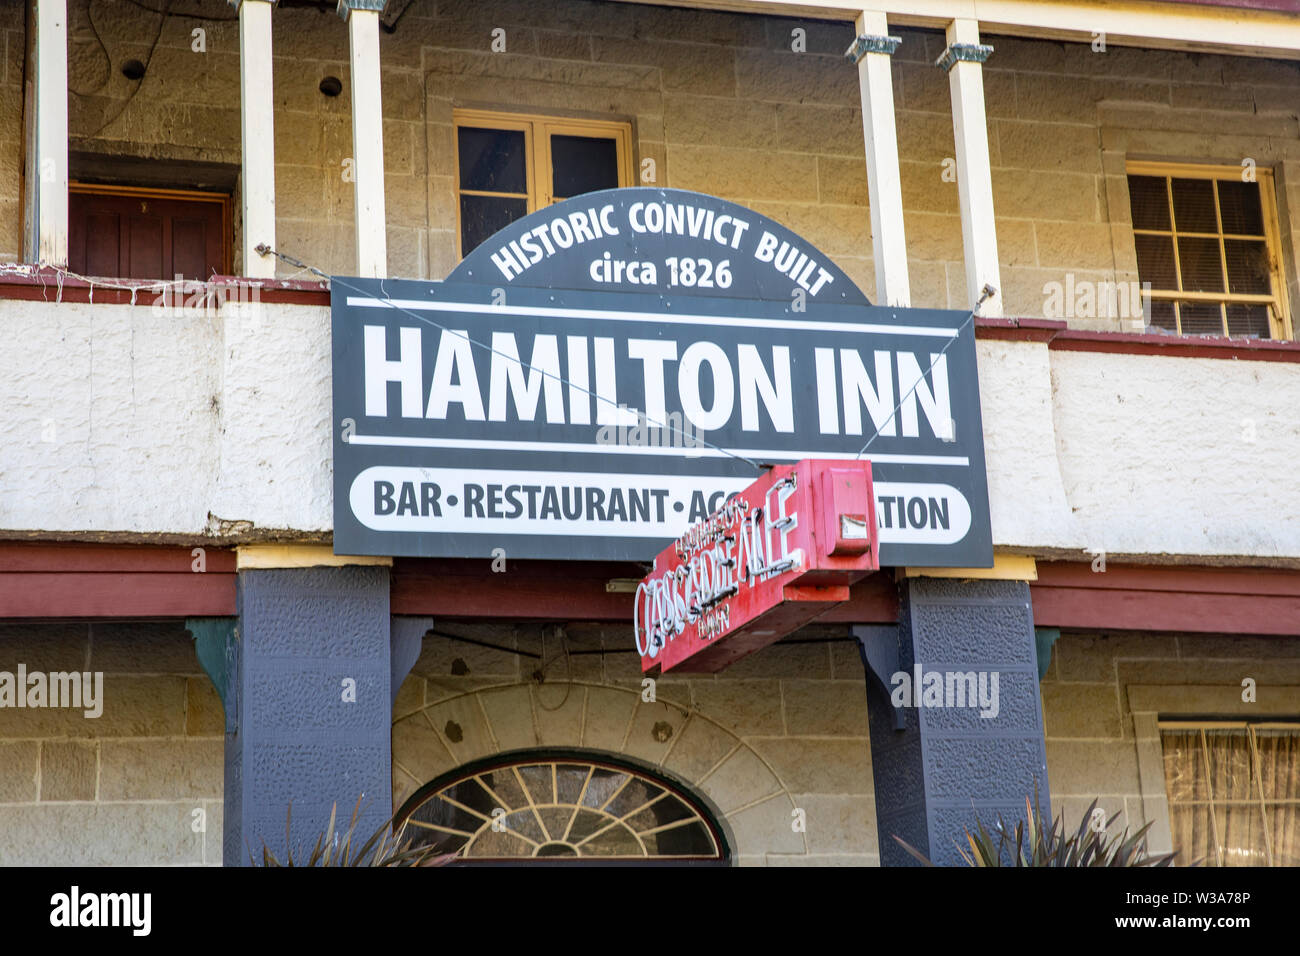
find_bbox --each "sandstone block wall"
[392,621,878,866]
[1,617,1293,865]
[1042,630,1300,861]
[0,7,22,265]
[0,621,223,865]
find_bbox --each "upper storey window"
[454,109,633,258]
[1127,162,1291,339]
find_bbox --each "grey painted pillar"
[224,565,423,865]
[857,577,1049,866]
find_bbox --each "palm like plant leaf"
[894,787,1180,867]
[251,797,456,867]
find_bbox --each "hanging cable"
[424,628,541,660]
[80,0,173,140]
[854,283,996,460]
[533,624,574,712]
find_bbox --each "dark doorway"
[69,184,231,280]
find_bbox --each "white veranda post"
[231,0,278,278]
[941,18,1002,316]
[340,0,388,278]
[29,0,69,267]
[849,9,910,308]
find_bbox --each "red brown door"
[68,186,230,280]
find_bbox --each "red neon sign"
[635,459,879,674]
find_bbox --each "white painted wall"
[1,299,1297,562]
[1045,349,1300,560]
[974,339,1082,553]
[0,299,331,537]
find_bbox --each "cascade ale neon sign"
[635,459,880,674]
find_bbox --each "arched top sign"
[449,187,870,305]
[332,189,993,571]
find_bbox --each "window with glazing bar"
[454,109,633,258]
[1127,162,1292,339]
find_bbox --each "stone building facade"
[1,0,1298,867]
[4,616,1296,865]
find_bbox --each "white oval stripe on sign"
[351,467,972,548]
[350,466,752,537]
[873,482,972,545]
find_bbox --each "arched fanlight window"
[395,752,729,862]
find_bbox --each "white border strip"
[347,433,968,465]
[344,295,958,338]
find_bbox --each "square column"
[847,11,909,307]
[231,0,278,278]
[939,19,1002,316]
[217,562,424,865]
[858,577,1049,866]
[25,0,69,267]
[339,0,388,278]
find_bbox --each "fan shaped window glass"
[396,755,727,861]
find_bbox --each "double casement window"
[454,109,634,258]
[1160,721,1300,866]
[1127,162,1292,339]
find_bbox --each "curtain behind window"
[1256,729,1300,866]
[1162,726,1300,867]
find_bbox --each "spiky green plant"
[252,797,456,867]
[894,794,1180,867]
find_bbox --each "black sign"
[449,187,868,306]
[332,188,993,567]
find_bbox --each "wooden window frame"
[1156,718,1300,867]
[69,182,233,277]
[1126,160,1293,340]
[452,108,634,260]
